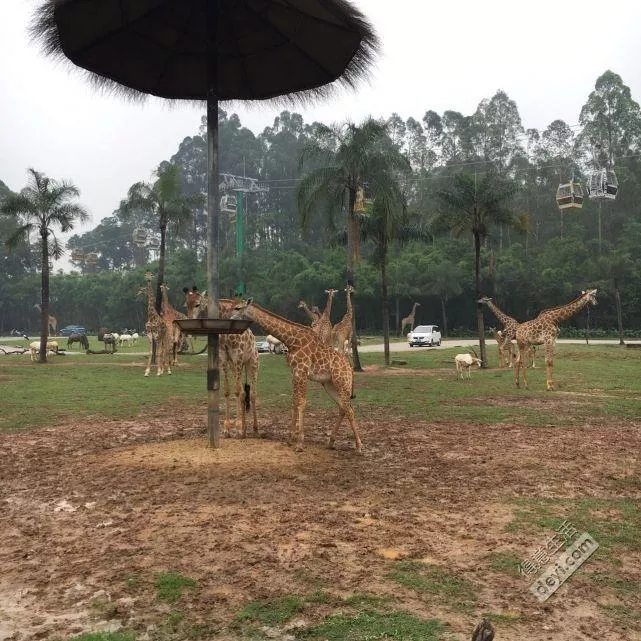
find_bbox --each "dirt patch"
[1,411,640,640]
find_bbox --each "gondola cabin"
[556,181,584,210]
[587,169,618,200]
[133,228,147,247]
[85,252,99,266]
[220,193,237,213]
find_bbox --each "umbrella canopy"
[31,0,379,102]
[31,0,378,447]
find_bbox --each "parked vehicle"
[256,340,270,353]
[408,325,441,347]
[59,325,88,336]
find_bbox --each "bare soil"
[1,398,640,641]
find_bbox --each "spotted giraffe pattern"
[230,298,361,453]
[314,289,337,347]
[137,272,171,377]
[400,302,420,335]
[332,284,354,354]
[160,283,190,365]
[183,290,259,436]
[479,297,520,367]
[515,289,597,390]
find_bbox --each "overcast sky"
[3,0,641,269]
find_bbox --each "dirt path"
[1,406,639,640]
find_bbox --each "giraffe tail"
[244,383,251,411]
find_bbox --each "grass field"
[0,342,640,640]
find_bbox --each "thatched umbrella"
[31,0,379,446]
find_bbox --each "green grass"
[487,552,522,578]
[297,610,446,641]
[387,561,477,613]
[505,497,641,565]
[235,595,306,625]
[2,343,641,433]
[154,571,197,603]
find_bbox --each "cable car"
[587,169,618,200]
[70,249,85,262]
[220,193,237,213]
[85,252,99,265]
[556,180,584,210]
[133,228,148,247]
[147,238,160,251]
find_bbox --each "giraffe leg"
[222,364,233,436]
[544,342,555,391]
[234,368,247,438]
[290,377,307,452]
[247,360,259,435]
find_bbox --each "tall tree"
[297,118,409,370]
[432,170,518,366]
[357,157,413,365]
[1,168,88,361]
[120,162,199,312]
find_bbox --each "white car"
[408,324,441,347]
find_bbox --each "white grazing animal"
[265,334,286,354]
[29,340,59,361]
[455,353,483,379]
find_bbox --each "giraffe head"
[345,284,355,295]
[145,271,153,283]
[230,297,254,321]
[183,286,209,319]
[478,296,492,304]
[582,289,598,305]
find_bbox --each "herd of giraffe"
[180,283,360,453]
[138,269,597,451]
[479,289,598,391]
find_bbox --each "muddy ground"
[1,396,640,641]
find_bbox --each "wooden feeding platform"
[175,318,252,335]
[174,318,252,448]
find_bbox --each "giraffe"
[230,298,362,453]
[34,304,58,335]
[515,289,597,391]
[309,289,337,347]
[182,287,259,436]
[298,300,321,325]
[159,283,191,365]
[332,284,354,354]
[399,302,420,336]
[478,297,520,368]
[136,272,171,377]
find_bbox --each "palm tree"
[1,168,88,362]
[121,162,200,312]
[297,118,409,370]
[432,170,518,366]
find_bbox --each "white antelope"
[455,352,483,379]
[29,340,59,361]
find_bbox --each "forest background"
[1,70,640,339]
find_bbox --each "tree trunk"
[440,295,448,338]
[156,216,167,314]
[395,296,400,337]
[381,252,390,367]
[614,278,624,345]
[39,229,50,363]
[347,186,363,372]
[474,230,487,367]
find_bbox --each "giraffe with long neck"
[332,284,354,354]
[137,272,170,376]
[231,298,361,453]
[298,300,321,325]
[182,288,259,436]
[479,297,520,368]
[160,283,191,365]
[314,289,337,347]
[515,289,597,391]
[399,302,420,335]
